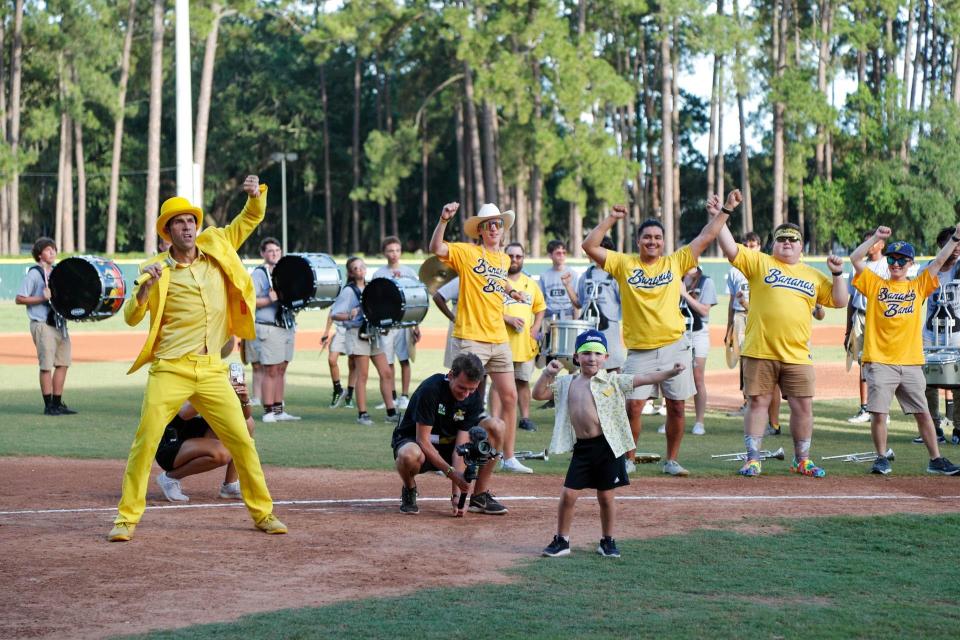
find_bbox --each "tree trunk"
[716,40,725,202]
[144,0,165,255]
[351,52,361,253]
[421,118,429,250]
[55,70,67,249]
[772,0,787,229]
[910,0,926,113]
[481,100,498,204]
[7,0,24,253]
[491,106,505,209]
[320,64,333,254]
[459,100,473,232]
[671,18,680,248]
[530,61,543,257]
[385,72,399,237]
[62,112,75,254]
[953,44,960,105]
[375,62,386,243]
[659,21,674,252]
[707,56,719,198]
[815,0,830,178]
[463,63,485,207]
[454,100,469,235]
[732,0,752,234]
[74,114,86,253]
[0,15,7,254]
[514,168,528,246]
[194,3,229,207]
[106,0,137,254]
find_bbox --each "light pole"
[269,152,298,253]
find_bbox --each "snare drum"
[272,253,341,310]
[362,277,429,328]
[48,256,127,321]
[548,319,599,359]
[923,349,960,388]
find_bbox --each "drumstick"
[135,263,169,286]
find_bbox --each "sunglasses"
[886,255,911,266]
[774,235,801,244]
[481,219,504,230]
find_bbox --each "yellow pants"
[114,354,273,525]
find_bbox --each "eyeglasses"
[506,253,523,260]
[886,255,911,266]
[775,236,801,244]
[481,219,504,230]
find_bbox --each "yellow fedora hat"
[156,196,204,242]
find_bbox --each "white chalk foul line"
[1,493,958,518]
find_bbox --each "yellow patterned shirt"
[440,242,510,343]
[154,251,228,360]
[603,246,696,349]
[548,370,636,458]
[853,268,937,366]
[503,273,546,362]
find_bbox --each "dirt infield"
[3,456,959,639]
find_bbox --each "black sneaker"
[916,434,948,444]
[56,403,77,415]
[870,455,891,475]
[542,535,570,557]
[43,405,62,416]
[597,536,621,558]
[400,485,419,514]
[329,388,344,409]
[927,457,960,475]
[539,399,555,410]
[468,491,508,515]
[518,418,537,432]
[953,428,960,446]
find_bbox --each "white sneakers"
[501,457,533,474]
[657,424,666,434]
[397,395,409,410]
[156,472,189,502]
[661,460,689,476]
[219,481,242,499]
[641,400,656,415]
[691,422,706,435]
[263,410,300,423]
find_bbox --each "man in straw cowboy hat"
[430,202,535,481]
[108,175,287,542]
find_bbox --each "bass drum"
[923,349,960,389]
[362,277,429,328]
[48,255,127,321]
[272,253,341,310]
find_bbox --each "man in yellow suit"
[108,175,287,542]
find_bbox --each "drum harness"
[29,264,68,337]
[254,265,296,330]
[581,266,612,332]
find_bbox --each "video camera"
[455,426,500,483]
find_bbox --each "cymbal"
[418,256,456,295]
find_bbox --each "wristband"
[721,206,734,215]
[952,235,960,243]
[830,271,843,277]
[444,466,454,477]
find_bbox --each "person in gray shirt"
[539,240,579,321]
[572,236,625,372]
[15,237,76,416]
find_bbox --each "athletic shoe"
[156,472,189,502]
[738,459,762,477]
[726,403,747,417]
[400,485,419,514]
[219,481,242,499]
[56,403,77,415]
[764,422,781,436]
[791,457,826,478]
[871,455,892,475]
[468,491,508,514]
[691,422,705,435]
[641,399,656,415]
[624,459,637,474]
[249,397,262,407]
[275,411,301,421]
[397,395,410,410]
[953,428,960,446]
[255,514,288,534]
[518,418,537,432]
[847,407,870,423]
[657,403,667,416]
[542,535,570,557]
[661,460,689,476]
[344,397,356,409]
[384,413,401,425]
[108,522,136,542]
[501,457,533,474]
[262,412,278,423]
[597,536,621,558]
[539,399,555,410]
[329,389,345,408]
[374,401,387,410]
[927,457,960,475]
[657,424,666,434]
[913,434,947,444]
[43,405,62,416]
[357,414,374,426]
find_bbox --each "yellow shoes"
[255,514,288,535]
[108,522,136,542]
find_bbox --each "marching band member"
[572,236,626,373]
[849,226,960,475]
[321,310,356,409]
[678,265,717,436]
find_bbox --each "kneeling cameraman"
[391,353,507,516]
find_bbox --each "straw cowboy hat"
[156,196,204,243]
[463,203,515,240]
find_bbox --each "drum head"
[362,278,403,325]
[49,257,101,319]
[272,255,313,308]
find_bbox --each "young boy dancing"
[532,329,685,557]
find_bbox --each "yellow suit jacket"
[124,186,268,373]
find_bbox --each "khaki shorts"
[30,320,71,370]
[513,359,535,382]
[864,363,927,415]
[450,337,513,374]
[689,328,710,360]
[850,311,866,365]
[242,337,260,365]
[601,321,626,370]
[346,327,384,357]
[330,324,347,354]
[624,335,695,401]
[253,323,295,366]
[382,328,411,363]
[742,356,816,398]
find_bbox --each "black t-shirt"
[392,373,483,445]
[158,414,210,450]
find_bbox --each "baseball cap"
[884,240,915,260]
[575,329,608,354]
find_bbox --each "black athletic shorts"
[391,436,456,474]
[155,418,211,472]
[564,435,630,491]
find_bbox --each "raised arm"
[532,359,562,401]
[223,176,267,249]
[688,189,742,260]
[924,222,960,276]
[582,205,625,268]
[705,193,740,261]
[849,226,891,275]
[826,255,849,307]
[429,202,459,259]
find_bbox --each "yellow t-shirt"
[155,251,228,360]
[440,242,510,343]
[853,268,937,365]
[731,245,838,364]
[503,273,546,362]
[603,246,696,349]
